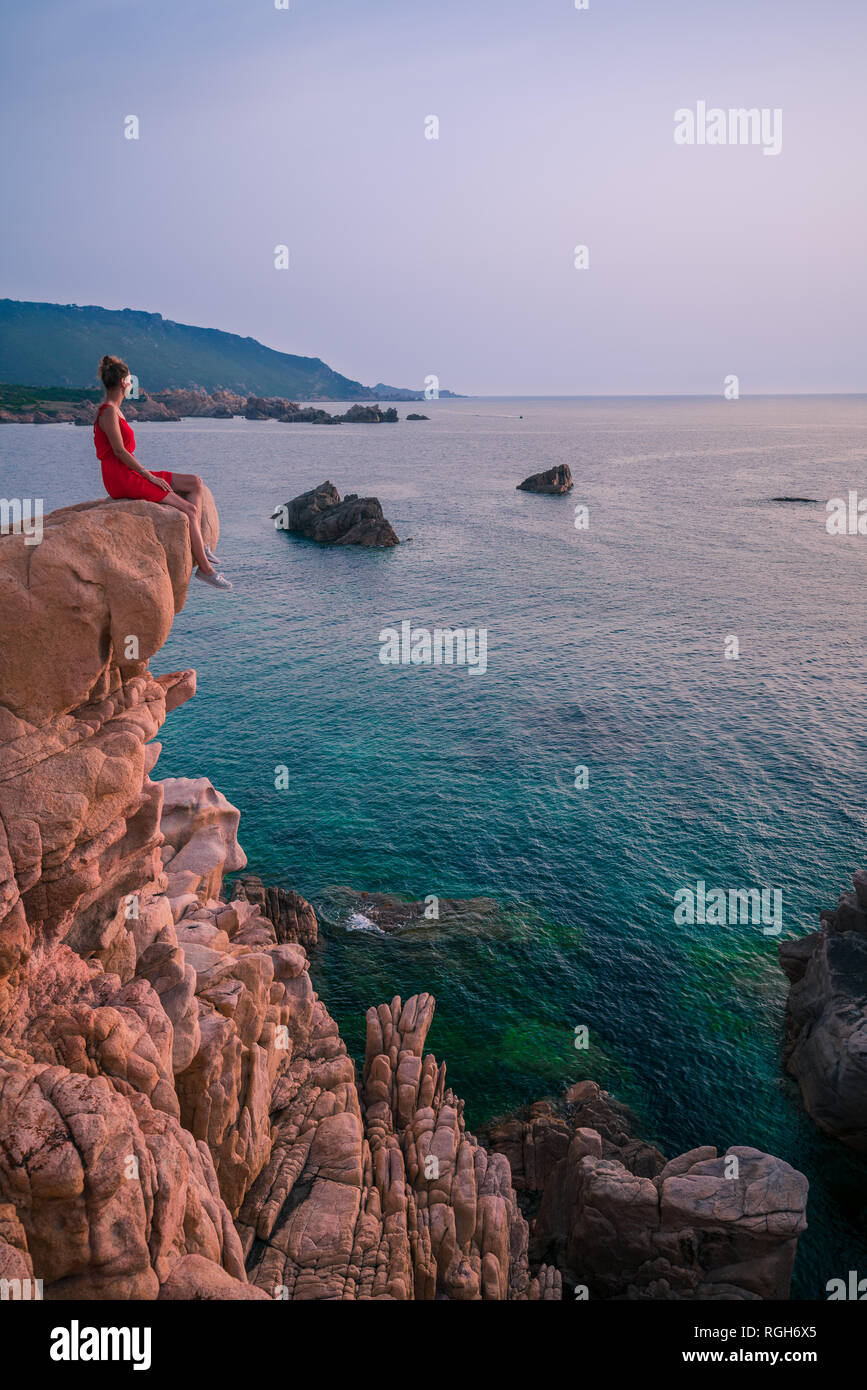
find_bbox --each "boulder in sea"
[271,480,400,547]
[406,413,429,420]
[517,464,573,494]
[779,873,867,1151]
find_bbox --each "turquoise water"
[5,395,867,1298]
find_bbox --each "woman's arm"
[99,407,171,491]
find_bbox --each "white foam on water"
[346,912,386,936]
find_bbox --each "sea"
[4,394,867,1299]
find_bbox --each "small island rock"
[271,480,399,547]
[517,464,573,494]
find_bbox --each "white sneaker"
[195,568,233,592]
[204,546,222,565]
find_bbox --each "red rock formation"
[239,990,556,1300]
[160,777,247,905]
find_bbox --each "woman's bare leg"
[171,472,204,522]
[161,491,214,576]
[170,472,221,560]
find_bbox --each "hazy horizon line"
[433,391,867,398]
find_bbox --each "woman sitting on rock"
[94,355,231,591]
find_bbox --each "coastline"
[0,387,409,426]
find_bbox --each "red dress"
[94,404,174,502]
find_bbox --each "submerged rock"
[271,480,400,547]
[323,886,533,940]
[517,464,573,494]
[779,873,867,1151]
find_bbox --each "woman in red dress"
[94,355,231,591]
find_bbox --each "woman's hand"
[144,473,172,493]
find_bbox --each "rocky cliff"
[780,873,867,1152]
[0,498,808,1299]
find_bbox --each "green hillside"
[0,299,413,400]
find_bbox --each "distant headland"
[0,298,461,402]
